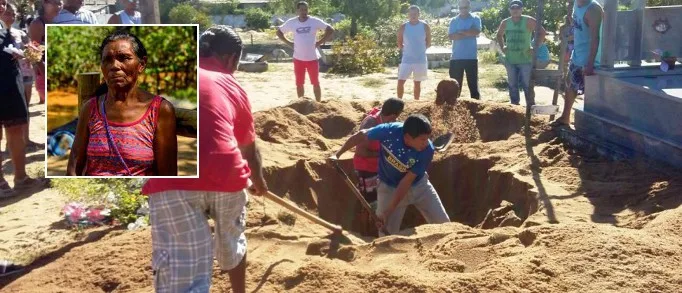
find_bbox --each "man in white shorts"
[397,5,431,100]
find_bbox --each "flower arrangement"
[23,41,45,64]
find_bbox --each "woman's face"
[43,0,62,18]
[101,39,146,91]
[1,4,16,25]
[0,0,7,16]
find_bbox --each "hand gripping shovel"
[330,160,390,236]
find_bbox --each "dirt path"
[0,93,81,266]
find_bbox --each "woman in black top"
[0,0,49,197]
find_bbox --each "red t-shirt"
[142,57,255,194]
[353,107,382,173]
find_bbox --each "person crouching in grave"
[331,114,450,235]
[435,78,461,106]
[350,98,405,233]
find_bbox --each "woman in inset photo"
[67,31,178,176]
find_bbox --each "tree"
[168,3,213,31]
[332,0,401,37]
[270,0,339,18]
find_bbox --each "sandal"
[549,119,569,128]
[13,177,50,191]
[0,259,24,277]
[0,179,17,198]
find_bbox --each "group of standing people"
[275,0,601,128]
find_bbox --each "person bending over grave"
[348,98,405,231]
[67,31,178,176]
[330,114,450,235]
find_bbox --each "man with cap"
[495,0,546,106]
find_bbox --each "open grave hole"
[257,100,542,237]
[263,153,540,236]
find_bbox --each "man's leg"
[505,63,521,105]
[376,181,409,235]
[397,63,412,99]
[413,63,427,100]
[557,63,582,125]
[149,191,213,293]
[449,60,465,90]
[411,175,450,224]
[518,63,533,106]
[293,59,305,98]
[413,81,421,100]
[465,60,481,99]
[210,190,249,293]
[309,60,322,102]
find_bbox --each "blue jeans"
[505,63,533,105]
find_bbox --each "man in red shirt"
[142,26,267,293]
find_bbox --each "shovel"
[330,160,390,236]
[261,191,352,251]
[433,132,454,152]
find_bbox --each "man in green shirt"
[496,0,546,106]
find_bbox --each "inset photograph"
[45,25,198,177]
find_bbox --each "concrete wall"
[609,6,682,64]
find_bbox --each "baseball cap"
[510,0,523,8]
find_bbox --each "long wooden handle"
[264,191,341,232]
[332,161,390,235]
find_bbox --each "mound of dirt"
[5,99,682,293]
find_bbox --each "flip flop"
[0,259,24,277]
[13,177,50,192]
[549,120,569,128]
[0,179,17,199]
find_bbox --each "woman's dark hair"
[381,98,405,117]
[95,30,147,97]
[98,29,148,61]
[403,114,432,138]
[199,25,243,59]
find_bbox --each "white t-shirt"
[279,16,329,61]
[53,8,99,24]
[9,28,33,77]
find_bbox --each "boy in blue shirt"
[330,114,450,235]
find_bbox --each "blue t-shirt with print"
[449,14,482,60]
[366,122,435,188]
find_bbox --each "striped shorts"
[149,189,249,293]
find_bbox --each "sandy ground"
[45,90,198,176]
[1,65,679,293]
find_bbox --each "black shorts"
[356,170,378,203]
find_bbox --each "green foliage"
[373,15,403,66]
[332,0,401,28]
[169,4,213,31]
[172,87,198,104]
[479,50,499,64]
[430,20,451,46]
[201,0,241,15]
[330,35,386,75]
[245,8,272,30]
[647,0,680,6]
[52,178,146,225]
[47,26,197,100]
[269,0,338,18]
[480,0,566,35]
[333,18,374,41]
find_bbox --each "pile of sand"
[4,99,682,293]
